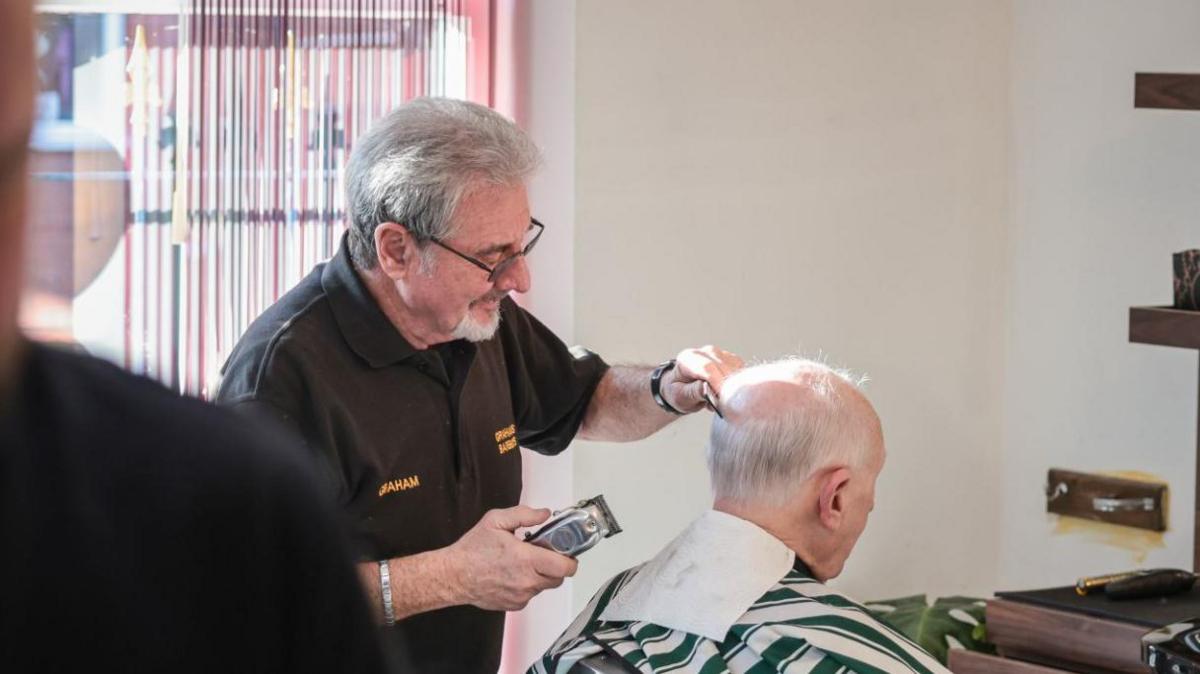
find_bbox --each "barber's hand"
[445,505,578,612]
[662,345,744,414]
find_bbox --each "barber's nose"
[496,255,532,294]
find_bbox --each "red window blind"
[27,1,491,398]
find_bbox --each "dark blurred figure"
[0,3,386,672]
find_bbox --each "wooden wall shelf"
[1130,306,1200,349]
[1135,73,1200,111]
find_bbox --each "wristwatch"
[650,360,685,415]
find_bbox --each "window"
[25,0,491,396]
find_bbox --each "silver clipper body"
[524,495,621,557]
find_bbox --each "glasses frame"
[428,218,544,282]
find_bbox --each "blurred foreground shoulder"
[0,342,386,673]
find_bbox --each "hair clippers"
[524,495,622,557]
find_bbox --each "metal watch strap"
[650,360,685,415]
[379,560,396,627]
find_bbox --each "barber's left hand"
[662,345,744,414]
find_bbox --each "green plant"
[864,595,994,665]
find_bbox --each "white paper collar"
[597,509,795,641]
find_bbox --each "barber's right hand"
[445,505,579,611]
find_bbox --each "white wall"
[571,0,1011,606]
[502,1,579,671]
[507,0,1200,663]
[1000,0,1200,589]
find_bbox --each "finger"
[705,368,732,395]
[672,354,709,383]
[669,379,708,411]
[533,574,566,591]
[681,349,743,394]
[707,351,743,379]
[714,348,745,372]
[529,547,578,579]
[677,350,732,381]
[487,505,551,531]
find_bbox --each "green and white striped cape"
[529,562,951,674]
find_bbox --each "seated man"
[531,358,950,674]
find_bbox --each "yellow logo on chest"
[378,474,421,497]
[495,424,517,454]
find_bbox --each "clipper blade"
[587,494,622,538]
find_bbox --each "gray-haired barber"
[216,97,743,674]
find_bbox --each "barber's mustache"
[472,290,509,306]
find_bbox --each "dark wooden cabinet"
[984,598,1148,673]
[949,650,1072,673]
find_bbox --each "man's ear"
[816,467,852,531]
[374,222,419,279]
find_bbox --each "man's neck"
[712,498,830,581]
[357,266,446,351]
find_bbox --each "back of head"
[344,97,542,269]
[706,358,877,507]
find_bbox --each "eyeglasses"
[429,218,544,282]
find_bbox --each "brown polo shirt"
[216,235,608,673]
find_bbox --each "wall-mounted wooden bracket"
[1046,468,1167,532]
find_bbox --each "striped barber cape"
[529,511,949,674]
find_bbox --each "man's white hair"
[345,97,542,270]
[706,357,873,506]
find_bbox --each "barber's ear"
[816,467,852,531]
[374,222,418,279]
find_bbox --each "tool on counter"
[1076,568,1197,600]
[524,495,622,558]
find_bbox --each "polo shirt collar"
[322,235,419,368]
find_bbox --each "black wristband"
[650,360,685,415]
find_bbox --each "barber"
[216,97,742,673]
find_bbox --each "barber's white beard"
[450,303,502,342]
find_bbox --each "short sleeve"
[497,299,609,455]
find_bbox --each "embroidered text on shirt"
[378,474,421,497]
[495,424,517,454]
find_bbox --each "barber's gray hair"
[706,358,872,507]
[345,97,542,269]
